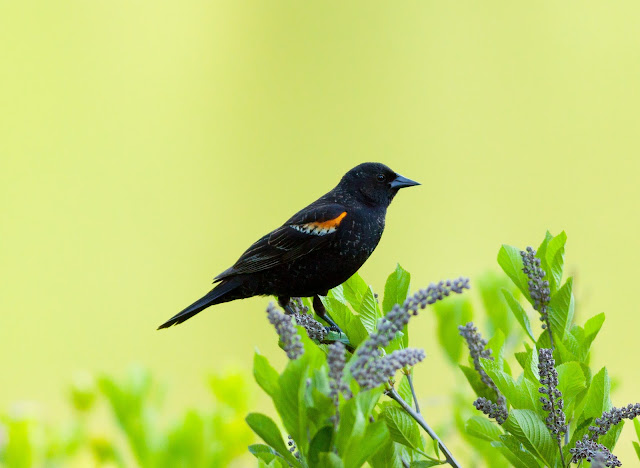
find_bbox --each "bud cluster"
[570,436,621,467]
[588,403,640,441]
[352,278,470,390]
[459,322,507,423]
[293,312,327,342]
[328,341,352,418]
[266,303,304,360]
[520,247,551,330]
[473,397,508,425]
[537,348,567,440]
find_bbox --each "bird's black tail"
[158,280,241,329]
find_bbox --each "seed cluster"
[473,397,508,425]
[328,341,352,424]
[520,247,551,330]
[459,322,507,423]
[588,403,640,441]
[293,312,327,342]
[570,436,621,467]
[538,348,567,440]
[266,303,304,360]
[352,278,470,390]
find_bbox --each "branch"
[386,388,461,468]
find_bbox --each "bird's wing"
[213,203,348,281]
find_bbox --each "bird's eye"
[377,174,386,182]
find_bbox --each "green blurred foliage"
[0,369,252,467]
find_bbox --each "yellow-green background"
[2,1,639,464]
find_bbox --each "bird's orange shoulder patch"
[292,211,348,236]
[309,211,347,229]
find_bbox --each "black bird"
[158,162,419,330]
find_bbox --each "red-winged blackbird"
[158,162,419,330]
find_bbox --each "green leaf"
[321,296,369,346]
[577,367,611,423]
[523,346,540,383]
[382,406,424,452]
[397,375,413,405]
[582,312,605,355]
[336,388,383,456]
[483,366,539,413]
[359,286,382,334]
[492,434,542,468]
[459,365,497,401]
[344,420,389,468]
[273,333,324,449]
[556,362,586,407]
[435,296,473,364]
[544,231,567,295]
[634,418,640,442]
[502,289,535,342]
[465,416,503,441]
[253,352,280,398]
[383,264,411,313]
[600,420,624,451]
[633,441,640,461]
[410,461,445,467]
[547,277,574,341]
[245,413,301,467]
[503,409,556,466]
[329,284,347,304]
[486,329,507,372]
[370,440,410,468]
[249,444,279,463]
[318,452,345,468]
[497,245,531,301]
[343,273,369,310]
[308,426,334,466]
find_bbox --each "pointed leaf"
[544,231,567,295]
[382,406,423,452]
[576,367,611,423]
[321,296,369,346]
[556,362,586,407]
[502,289,535,342]
[497,245,531,301]
[503,409,556,466]
[383,264,411,313]
[492,434,542,468]
[308,426,334,466]
[359,286,382,334]
[318,452,345,468]
[249,444,279,463]
[344,420,389,468]
[253,352,280,398]
[465,416,503,441]
[547,278,574,341]
[343,273,369,310]
[246,413,301,467]
[582,312,605,355]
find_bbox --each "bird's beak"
[389,173,420,189]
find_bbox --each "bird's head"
[338,162,420,207]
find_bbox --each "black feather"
[157,280,241,329]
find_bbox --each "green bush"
[249,232,640,468]
[0,368,252,467]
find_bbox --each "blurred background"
[1,0,639,465]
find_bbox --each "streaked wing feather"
[213,202,347,281]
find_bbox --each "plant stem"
[556,438,566,468]
[387,388,461,468]
[546,320,555,351]
[405,373,421,413]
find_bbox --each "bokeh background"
[2,0,640,464]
